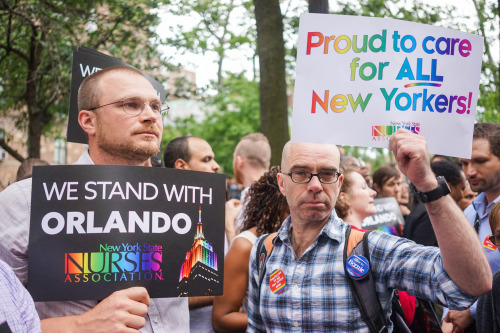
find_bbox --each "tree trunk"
[28,108,44,159]
[26,25,43,158]
[253,0,289,166]
[309,0,329,13]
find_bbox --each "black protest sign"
[361,197,404,236]
[67,47,166,144]
[27,165,225,302]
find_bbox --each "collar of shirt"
[274,212,345,248]
[74,149,94,165]
[472,192,500,219]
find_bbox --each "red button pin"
[269,269,286,294]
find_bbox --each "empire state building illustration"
[177,205,221,296]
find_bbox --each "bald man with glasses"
[247,131,492,332]
[0,66,189,332]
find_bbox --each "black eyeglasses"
[286,171,341,184]
[489,234,500,246]
[88,97,169,118]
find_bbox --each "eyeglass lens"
[122,98,165,116]
[291,171,338,183]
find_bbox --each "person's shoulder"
[230,233,256,254]
[1,177,32,193]
[0,178,32,205]
[368,230,420,248]
[0,259,19,289]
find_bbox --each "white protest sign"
[291,14,483,158]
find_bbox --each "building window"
[54,138,66,165]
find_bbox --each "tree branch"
[0,140,25,162]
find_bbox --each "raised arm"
[389,129,491,296]
[41,287,150,333]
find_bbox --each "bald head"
[281,141,341,172]
[277,141,343,227]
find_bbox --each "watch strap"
[414,176,451,203]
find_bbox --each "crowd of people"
[0,66,498,333]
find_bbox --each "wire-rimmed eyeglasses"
[87,97,169,118]
[286,171,341,184]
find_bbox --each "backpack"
[255,226,439,333]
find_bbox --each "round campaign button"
[269,269,286,294]
[484,235,497,252]
[346,255,370,279]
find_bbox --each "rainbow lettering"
[64,243,163,283]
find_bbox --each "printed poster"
[27,165,225,301]
[362,197,405,236]
[292,14,483,158]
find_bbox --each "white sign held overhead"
[291,14,483,158]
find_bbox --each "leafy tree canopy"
[162,73,260,174]
[0,0,168,159]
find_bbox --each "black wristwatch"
[414,176,451,203]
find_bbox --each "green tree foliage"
[162,73,260,174]
[0,0,167,160]
[161,0,254,90]
[471,0,499,122]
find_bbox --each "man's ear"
[337,174,344,190]
[235,155,244,170]
[78,110,97,137]
[174,159,190,170]
[338,191,348,204]
[277,172,286,196]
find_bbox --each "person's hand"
[443,309,474,333]
[76,287,150,332]
[399,204,411,216]
[226,199,242,222]
[389,129,437,192]
[441,320,454,333]
[225,199,242,244]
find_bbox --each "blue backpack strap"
[344,226,389,333]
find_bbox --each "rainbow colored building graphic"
[178,205,220,296]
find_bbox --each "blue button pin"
[346,255,370,279]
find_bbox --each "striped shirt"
[247,214,476,332]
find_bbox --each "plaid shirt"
[247,214,476,332]
[0,260,41,333]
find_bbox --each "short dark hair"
[372,165,400,190]
[430,160,463,186]
[489,201,500,232]
[163,136,193,168]
[473,122,500,159]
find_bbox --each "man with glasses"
[247,130,492,332]
[0,66,189,332]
